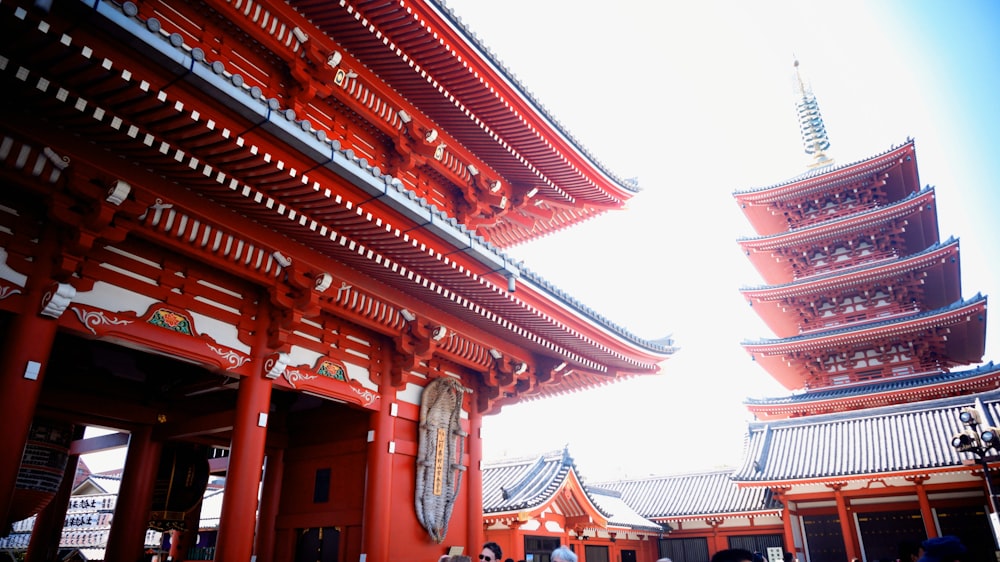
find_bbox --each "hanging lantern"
[148,442,210,532]
[9,418,74,522]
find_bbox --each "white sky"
[84,2,1000,480]
[444,0,1000,480]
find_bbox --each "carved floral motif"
[282,368,318,388]
[70,306,133,335]
[206,344,251,371]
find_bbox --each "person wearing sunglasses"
[479,542,502,562]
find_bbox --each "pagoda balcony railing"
[787,200,883,231]
[800,303,922,334]
[796,252,897,281]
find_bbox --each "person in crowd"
[711,549,755,562]
[898,540,922,562]
[551,545,578,562]
[479,542,502,562]
[917,536,966,562]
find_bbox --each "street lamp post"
[951,407,1000,548]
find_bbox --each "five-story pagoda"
[731,62,999,561]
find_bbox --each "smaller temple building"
[482,449,665,562]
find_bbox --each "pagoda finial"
[793,57,834,168]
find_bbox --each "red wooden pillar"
[830,484,858,559]
[254,447,285,562]
[906,476,937,539]
[105,426,162,562]
[25,425,84,562]
[773,488,797,557]
[213,310,273,562]
[0,238,62,530]
[361,344,397,561]
[467,402,484,556]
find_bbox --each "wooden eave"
[739,188,939,285]
[732,465,976,491]
[748,369,1000,420]
[288,0,634,244]
[741,240,962,338]
[734,141,919,235]
[743,297,988,390]
[0,1,669,409]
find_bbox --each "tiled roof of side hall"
[482,448,607,516]
[732,139,915,195]
[584,487,665,532]
[745,362,1000,405]
[733,389,1000,483]
[741,293,985,346]
[592,469,781,519]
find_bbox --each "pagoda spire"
[793,58,834,168]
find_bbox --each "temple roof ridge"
[733,138,915,195]
[744,361,1000,406]
[591,466,740,485]
[518,264,679,354]
[429,0,640,193]
[737,236,958,292]
[741,293,986,346]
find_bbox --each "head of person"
[552,545,578,562]
[480,543,502,562]
[918,536,966,562]
[711,549,755,562]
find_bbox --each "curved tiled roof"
[586,487,665,532]
[482,448,664,532]
[735,184,934,244]
[593,470,780,519]
[733,139,915,195]
[746,362,1000,406]
[733,389,1000,483]
[428,0,638,194]
[737,237,958,293]
[741,293,986,346]
[482,448,602,513]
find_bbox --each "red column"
[25,425,84,562]
[773,489,797,557]
[467,402,484,557]
[908,476,937,539]
[254,448,285,562]
[0,238,61,530]
[105,426,162,562]
[213,312,273,562]
[361,345,397,561]
[831,485,858,559]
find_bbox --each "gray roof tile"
[733,389,1000,482]
[592,470,781,519]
